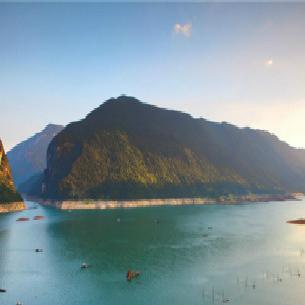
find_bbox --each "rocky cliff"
[0,139,24,211]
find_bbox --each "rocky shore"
[34,193,301,210]
[0,202,26,213]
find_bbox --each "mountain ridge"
[8,124,64,187]
[38,96,305,200]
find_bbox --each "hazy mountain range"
[8,124,64,187]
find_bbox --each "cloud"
[265,58,273,67]
[174,23,192,37]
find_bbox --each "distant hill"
[40,96,305,200]
[8,124,64,188]
[0,139,23,203]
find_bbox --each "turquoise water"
[1,199,305,305]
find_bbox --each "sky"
[1,3,305,150]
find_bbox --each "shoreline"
[30,193,302,210]
[0,202,26,213]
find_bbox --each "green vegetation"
[37,96,305,200]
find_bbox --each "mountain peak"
[36,96,305,200]
[107,95,142,103]
[44,123,64,131]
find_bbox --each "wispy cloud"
[265,58,273,67]
[174,23,192,37]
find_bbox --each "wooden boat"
[16,217,29,222]
[126,270,140,281]
[0,288,6,293]
[35,248,43,253]
[287,219,305,225]
[33,215,45,220]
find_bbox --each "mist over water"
[1,199,305,305]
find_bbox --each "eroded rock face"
[0,140,15,190]
[0,139,25,211]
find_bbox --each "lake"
[0,199,305,305]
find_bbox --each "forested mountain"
[8,124,64,187]
[40,96,305,200]
[0,140,23,203]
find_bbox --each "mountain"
[8,124,64,188]
[40,96,305,200]
[0,139,23,204]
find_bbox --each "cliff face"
[41,96,305,200]
[8,124,64,187]
[0,139,24,206]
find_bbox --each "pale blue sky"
[1,3,305,150]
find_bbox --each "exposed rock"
[0,202,25,213]
[0,140,25,213]
[35,193,298,210]
[0,139,25,212]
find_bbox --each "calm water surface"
[1,199,305,305]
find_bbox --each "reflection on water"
[0,199,305,305]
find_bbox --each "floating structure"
[222,291,230,303]
[81,262,89,269]
[16,217,29,222]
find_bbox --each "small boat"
[287,219,305,225]
[33,215,45,220]
[35,248,43,253]
[16,217,29,222]
[126,269,140,281]
[0,288,6,293]
[81,262,89,269]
